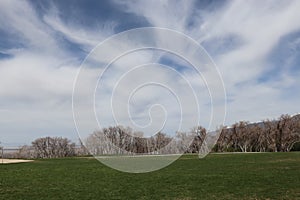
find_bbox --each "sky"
[0,0,300,145]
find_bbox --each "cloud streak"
[117,0,300,122]
[0,0,299,145]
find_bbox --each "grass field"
[1,153,300,200]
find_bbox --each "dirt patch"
[0,159,34,164]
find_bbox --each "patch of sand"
[0,159,34,164]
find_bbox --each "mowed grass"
[1,153,300,200]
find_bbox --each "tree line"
[2,114,300,159]
[85,125,208,155]
[1,137,87,159]
[215,114,300,152]
[84,114,300,154]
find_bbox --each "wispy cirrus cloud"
[116,0,300,122]
[0,0,300,145]
[0,0,105,144]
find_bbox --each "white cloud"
[115,0,197,32]
[1,0,300,145]
[43,13,116,51]
[0,1,62,55]
[118,0,300,125]
[0,0,106,144]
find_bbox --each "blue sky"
[0,0,300,145]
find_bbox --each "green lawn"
[1,153,300,200]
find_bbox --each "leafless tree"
[32,137,75,158]
[189,126,207,153]
[276,114,300,152]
